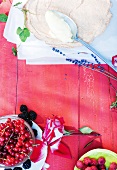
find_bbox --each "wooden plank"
[16,62,79,129]
[79,65,117,156]
[0,23,17,116]
[108,67,117,151]
[16,61,79,169]
[0,15,117,170]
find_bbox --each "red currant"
[0,117,34,166]
[0,136,5,141]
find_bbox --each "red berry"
[16,119,21,125]
[25,132,30,138]
[29,139,33,144]
[8,148,13,154]
[20,130,25,134]
[0,117,34,167]
[7,122,13,128]
[0,158,3,163]
[9,139,14,143]
[13,139,17,145]
[28,146,33,151]
[4,161,10,166]
[98,164,106,170]
[18,148,22,152]
[109,162,117,170]
[85,167,92,170]
[15,153,20,158]
[21,147,27,153]
[0,136,5,141]
[20,134,25,140]
[84,157,92,165]
[7,118,11,123]
[0,123,5,129]
[0,141,4,146]
[98,157,106,165]
[14,147,19,152]
[15,127,20,133]
[25,142,31,147]
[10,157,15,162]
[10,151,15,156]
[91,166,98,170]
[5,131,11,136]
[17,141,22,147]
[20,153,25,159]
[76,160,85,169]
[10,144,14,148]
[91,158,98,166]
[6,145,10,150]
[20,119,25,124]
[15,159,19,164]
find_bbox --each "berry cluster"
[18,105,37,127]
[18,105,38,138]
[76,156,117,170]
[0,118,33,167]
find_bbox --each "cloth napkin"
[3,0,117,66]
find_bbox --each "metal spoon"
[53,10,117,72]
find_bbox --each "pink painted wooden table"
[0,8,117,169]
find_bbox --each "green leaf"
[19,28,30,42]
[13,2,22,6]
[0,14,8,22]
[12,47,17,56]
[79,126,93,134]
[110,101,117,109]
[16,27,22,35]
[63,130,72,136]
[16,27,30,42]
[19,31,27,42]
[23,28,30,37]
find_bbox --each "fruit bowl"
[74,148,117,170]
[0,115,35,168]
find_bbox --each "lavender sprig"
[52,47,117,81]
[66,58,117,81]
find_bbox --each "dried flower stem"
[82,64,117,81]
[4,132,14,148]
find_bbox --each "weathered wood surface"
[0,16,117,170]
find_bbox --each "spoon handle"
[75,37,117,72]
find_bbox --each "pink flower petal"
[53,141,72,159]
[30,139,47,163]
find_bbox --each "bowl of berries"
[74,148,117,170]
[0,115,35,168]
